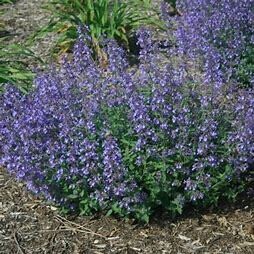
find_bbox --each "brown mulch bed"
[0,167,254,254]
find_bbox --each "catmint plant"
[173,0,254,88]
[0,22,253,221]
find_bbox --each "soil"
[0,1,254,253]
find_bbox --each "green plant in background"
[0,0,16,4]
[0,0,42,93]
[236,46,254,88]
[0,39,42,93]
[32,0,162,58]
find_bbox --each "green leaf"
[67,194,78,199]
[106,209,113,216]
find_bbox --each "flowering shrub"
[174,0,254,88]
[1,25,253,222]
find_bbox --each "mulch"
[1,1,254,253]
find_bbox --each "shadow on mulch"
[0,167,253,254]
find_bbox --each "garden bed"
[0,0,253,253]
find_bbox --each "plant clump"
[36,0,161,58]
[0,1,253,222]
